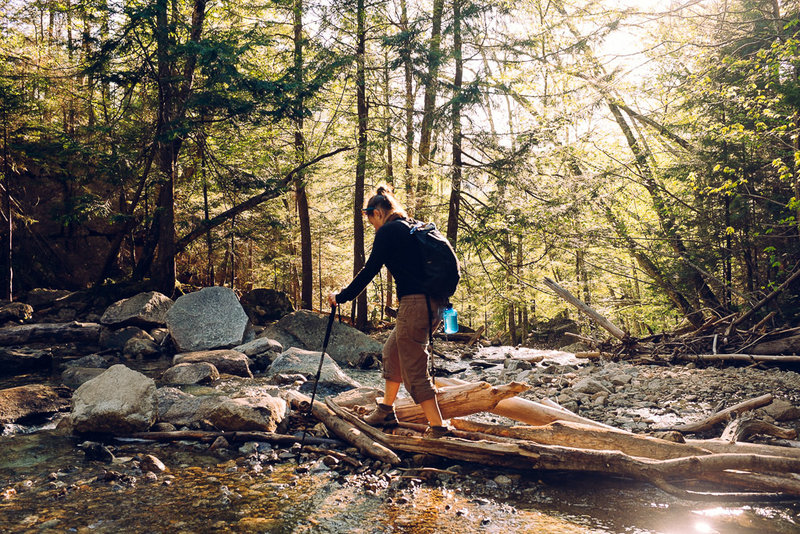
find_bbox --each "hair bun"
[376,184,392,196]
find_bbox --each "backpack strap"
[425,294,435,377]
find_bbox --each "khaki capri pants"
[382,294,442,404]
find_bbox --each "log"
[0,322,102,346]
[126,430,340,447]
[543,277,628,340]
[750,335,800,356]
[467,325,485,347]
[450,419,712,460]
[678,353,800,364]
[284,390,401,465]
[669,394,774,433]
[326,396,800,496]
[720,418,797,443]
[434,377,621,431]
[731,267,800,328]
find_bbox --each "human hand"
[327,292,339,308]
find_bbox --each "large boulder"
[61,367,106,389]
[267,347,360,389]
[166,287,249,352]
[155,388,287,432]
[0,384,71,423]
[71,364,157,434]
[239,288,295,324]
[100,291,174,328]
[173,349,253,378]
[264,310,383,367]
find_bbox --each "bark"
[446,0,463,246]
[399,0,415,214]
[669,394,774,433]
[0,322,102,345]
[353,0,368,329]
[285,390,401,465]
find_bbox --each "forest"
[1,0,799,340]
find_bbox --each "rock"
[0,384,71,423]
[239,288,295,325]
[166,287,249,352]
[100,291,174,328]
[558,342,590,353]
[234,337,282,372]
[139,454,167,473]
[21,288,73,308]
[64,353,117,369]
[762,399,800,422]
[266,310,383,367]
[123,337,161,359]
[150,328,169,344]
[155,387,287,432]
[161,362,220,385]
[61,367,106,389]
[267,347,360,389]
[79,441,115,463]
[71,364,157,434]
[571,377,611,395]
[609,373,633,386]
[173,349,253,378]
[0,347,53,376]
[99,326,153,352]
[0,302,34,324]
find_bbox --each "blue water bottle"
[443,305,458,334]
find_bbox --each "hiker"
[327,185,451,438]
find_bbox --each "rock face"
[0,384,71,423]
[71,364,157,434]
[100,291,174,327]
[166,287,249,352]
[263,310,383,367]
[239,288,294,324]
[173,349,253,378]
[156,388,287,432]
[161,362,220,385]
[267,347,360,389]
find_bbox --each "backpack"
[404,219,461,300]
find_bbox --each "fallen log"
[731,267,800,328]
[677,354,800,364]
[326,396,800,496]
[450,419,711,460]
[0,321,102,346]
[331,381,530,425]
[720,418,797,443]
[467,325,485,347]
[668,394,774,433]
[126,430,340,447]
[543,277,628,341]
[434,377,620,431]
[284,390,401,465]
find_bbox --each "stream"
[2,347,800,533]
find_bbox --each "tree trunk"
[353,0,368,328]
[399,0,415,215]
[294,0,313,310]
[446,0,463,246]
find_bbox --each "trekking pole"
[298,305,337,455]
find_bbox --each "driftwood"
[0,322,102,346]
[284,390,401,465]
[325,396,800,497]
[543,277,628,340]
[434,377,621,431]
[669,394,774,433]
[126,430,340,447]
[331,381,530,425]
[720,418,797,443]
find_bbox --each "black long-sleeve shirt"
[336,217,425,303]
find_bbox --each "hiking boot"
[423,424,453,439]
[362,403,398,427]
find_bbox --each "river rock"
[267,347,360,389]
[0,302,34,324]
[61,367,106,389]
[100,291,174,328]
[71,364,157,434]
[234,337,283,372]
[123,337,161,359]
[264,310,383,367]
[64,353,117,369]
[173,349,253,378]
[239,288,294,325]
[21,288,73,308]
[99,326,153,352]
[0,384,72,423]
[0,347,53,376]
[161,362,220,385]
[166,287,249,352]
[155,388,286,431]
[572,377,611,395]
[762,399,800,421]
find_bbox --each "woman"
[327,185,451,438]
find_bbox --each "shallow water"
[3,348,800,533]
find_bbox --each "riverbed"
[2,346,800,533]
